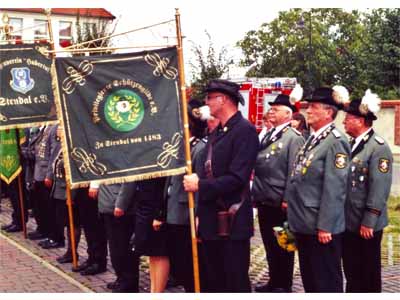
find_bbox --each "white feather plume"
[332,85,350,105]
[289,84,303,105]
[199,105,211,120]
[361,89,381,114]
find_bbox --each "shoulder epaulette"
[282,127,289,133]
[291,128,302,136]
[332,129,341,138]
[375,136,384,145]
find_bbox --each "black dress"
[134,177,168,257]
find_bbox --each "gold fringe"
[50,59,75,191]
[0,166,22,185]
[0,120,58,131]
[69,166,187,189]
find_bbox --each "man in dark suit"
[285,87,351,292]
[342,94,393,292]
[184,79,259,292]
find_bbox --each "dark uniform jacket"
[165,137,206,225]
[252,125,305,207]
[197,112,259,240]
[48,142,67,201]
[345,129,393,232]
[285,123,351,235]
[34,125,57,182]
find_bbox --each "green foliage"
[74,12,117,56]
[237,8,400,99]
[386,196,400,234]
[189,31,232,99]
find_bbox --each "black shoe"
[1,223,14,231]
[72,260,92,272]
[166,276,180,288]
[107,279,120,290]
[5,224,22,233]
[80,263,107,276]
[56,252,77,264]
[28,231,46,240]
[255,283,273,293]
[41,239,65,249]
[270,287,292,293]
[38,238,50,247]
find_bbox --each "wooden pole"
[15,130,27,239]
[45,9,78,268]
[174,8,201,293]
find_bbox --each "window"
[34,19,48,42]
[9,18,22,41]
[59,21,72,47]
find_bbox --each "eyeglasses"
[205,95,224,101]
[269,107,289,113]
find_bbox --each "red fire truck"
[235,78,297,131]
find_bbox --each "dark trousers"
[167,224,194,292]
[54,199,81,247]
[103,213,139,291]
[200,239,251,292]
[8,179,28,227]
[295,233,343,293]
[258,205,294,289]
[76,188,107,266]
[31,181,50,235]
[343,230,383,293]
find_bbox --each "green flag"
[0,129,24,184]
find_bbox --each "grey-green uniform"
[285,123,350,235]
[343,127,393,292]
[285,123,350,293]
[253,125,305,206]
[252,124,304,291]
[346,130,392,232]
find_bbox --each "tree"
[73,12,117,56]
[358,9,400,99]
[237,8,400,99]
[189,31,232,99]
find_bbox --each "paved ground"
[0,197,399,293]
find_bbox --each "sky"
[1,0,398,81]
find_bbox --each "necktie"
[303,134,314,151]
[350,138,356,149]
[260,128,275,148]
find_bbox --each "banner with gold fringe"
[0,42,57,130]
[0,129,25,184]
[54,47,186,188]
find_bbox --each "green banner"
[0,42,57,130]
[0,129,24,184]
[55,47,186,188]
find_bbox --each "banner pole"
[175,8,201,293]
[45,8,78,268]
[15,130,27,239]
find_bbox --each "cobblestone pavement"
[0,198,399,293]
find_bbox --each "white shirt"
[352,128,373,152]
[310,122,334,141]
[270,121,291,139]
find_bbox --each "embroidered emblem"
[104,89,145,132]
[335,153,347,169]
[378,158,389,173]
[10,67,35,94]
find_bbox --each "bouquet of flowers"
[273,222,297,252]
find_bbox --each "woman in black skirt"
[134,177,168,292]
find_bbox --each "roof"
[0,8,115,20]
